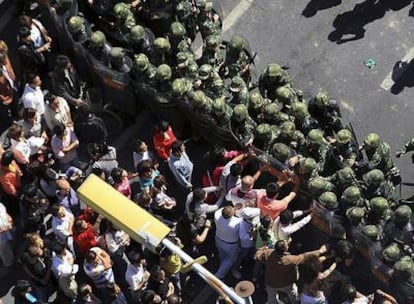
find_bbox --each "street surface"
[1,0,414,303]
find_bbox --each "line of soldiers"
[49,0,414,299]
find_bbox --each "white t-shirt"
[214,208,242,243]
[300,291,327,304]
[52,250,77,278]
[22,84,45,116]
[125,263,147,291]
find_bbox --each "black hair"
[51,204,61,217]
[55,54,71,71]
[18,26,31,39]
[26,73,38,84]
[299,255,323,285]
[280,209,293,225]
[230,163,242,176]
[78,283,92,297]
[53,123,65,136]
[132,138,143,151]
[343,283,357,302]
[85,250,97,263]
[150,265,163,280]
[74,218,84,233]
[275,240,287,255]
[23,107,37,121]
[153,175,167,189]
[51,241,66,255]
[266,182,279,198]
[137,159,153,177]
[88,142,109,159]
[141,289,156,304]
[44,92,57,105]
[171,140,183,154]
[111,167,123,184]
[1,151,14,166]
[258,215,272,243]
[22,183,38,198]
[158,120,170,132]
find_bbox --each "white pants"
[266,283,298,304]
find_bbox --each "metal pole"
[161,238,246,304]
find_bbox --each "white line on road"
[380,47,414,91]
[195,0,255,57]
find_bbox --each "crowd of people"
[0,0,414,303]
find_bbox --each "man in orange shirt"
[0,151,22,199]
[256,182,299,220]
[73,214,103,257]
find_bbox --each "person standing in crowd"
[147,265,175,301]
[74,103,108,147]
[51,204,75,254]
[51,123,79,172]
[111,167,132,199]
[22,107,47,139]
[86,142,118,177]
[219,152,248,196]
[214,206,242,279]
[0,51,17,133]
[11,280,42,304]
[0,151,23,212]
[137,159,160,194]
[18,15,52,51]
[153,120,177,162]
[132,139,155,171]
[255,240,327,304]
[22,73,45,119]
[51,241,79,300]
[77,283,102,304]
[273,208,312,243]
[0,202,14,269]
[56,178,81,216]
[73,214,103,258]
[83,247,116,303]
[44,93,73,133]
[19,183,49,234]
[168,140,193,190]
[225,175,262,217]
[125,251,150,302]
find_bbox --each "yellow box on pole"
[77,174,171,250]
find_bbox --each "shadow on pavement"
[302,0,342,18]
[390,59,414,94]
[328,0,413,44]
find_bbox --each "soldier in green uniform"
[362,169,398,203]
[175,0,197,41]
[271,142,293,167]
[109,47,132,73]
[169,21,190,54]
[221,35,250,81]
[295,157,318,182]
[341,186,366,210]
[363,133,401,186]
[396,137,414,162]
[262,103,290,126]
[198,64,222,98]
[346,206,366,227]
[324,166,358,196]
[382,243,402,268]
[113,2,136,34]
[128,25,156,60]
[230,104,256,147]
[192,90,215,140]
[319,191,339,212]
[227,76,249,106]
[275,85,298,113]
[132,53,156,85]
[195,0,221,39]
[383,204,413,248]
[212,97,232,128]
[175,52,198,81]
[367,196,389,226]
[155,64,173,94]
[361,224,382,257]
[68,16,92,44]
[290,101,319,136]
[248,91,266,123]
[211,77,229,99]
[253,123,274,153]
[88,31,112,66]
[274,121,306,152]
[308,176,336,197]
[198,34,225,68]
[390,256,414,304]
[300,128,329,174]
[258,63,291,101]
[153,37,173,66]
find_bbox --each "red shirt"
[152,127,176,161]
[73,224,98,256]
[257,190,289,220]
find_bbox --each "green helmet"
[299,157,317,174]
[361,225,379,241]
[255,124,272,140]
[263,103,280,120]
[205,35,221,49]
[170,21,186,38]
[213,97,227,115]
[275,86,293,105]
[369,197,389,216]
[134,53,149,72]
[232,104,248,122]
[212,78,225,90]
[229,35,246,51]
[271,142,291,163]
[249,92,264,110]
[394,205,412,225]
[336,129,352,144]
[230,76,245,93]
[109,47,124,60]
[307,129,324,145]
[68,16,84,33]
[319,191,338,210]
[113,2,130,18]
[172,78,190,97]
[364,133,381,149]
[364,169,385,187]
[393,257,414,281]
[291,102,309,120]
[154,37,171,53]
[346,207,366,225]
[266,63,282,77]
[308,177,335,197]
[193,90,208,109]
[314,91,330,107]
[90,31,106,47]
[383,243,402,263]
[279,121,296,138]
[156,64,172,81]
[342,186,362,206]
[199,64,213,80]
[337,167,356,185]
[130,25,145,43]
[176,52,189,68]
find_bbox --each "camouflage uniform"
[346,206,366,226]
[68,16,92,44]
[341,186,366,210]
[300,128,329,173]
[383,205,413,248]
[308,177,336,197]
[227,76,249,106]
[152,37,173,66]
[390,256,414,304]
[198,64,222,98]
[258,63,292,101]
[109,47,132,73]
[324,166,358,196]
[128,25,156,60]
[382,243,402,267]
[362,169,398,204]
[367,196,389,226]
[248,92,266,123]
[230,104,256,147]
[175,0,197,41]
[169,21,189,54]
[271,142,292,166]
[253,123,274,153]
[132,53,156,85]
[199,34,225,67]
[212,97,232,128]
[155,64,173,94]
[326,128,361,173]
[196,0,221,39]
[113,3,136,33]
[88,31,112,65]
[274,121,305,151]
[319,191,339,211]
[221,35,250,81]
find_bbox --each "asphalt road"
[1,0,414,303]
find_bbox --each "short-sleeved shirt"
[257,191,289,220]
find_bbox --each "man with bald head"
[225,175,261,217]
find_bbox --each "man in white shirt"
[132,139,155,171]
[51,205,75,254]
[22,74,45,118]
[214,206,242,279]
[51,242,78,299]
[273,209,312,243]
[226,175,261,217]
[125,251,150,302]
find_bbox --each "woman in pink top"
[111,167,131,199]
